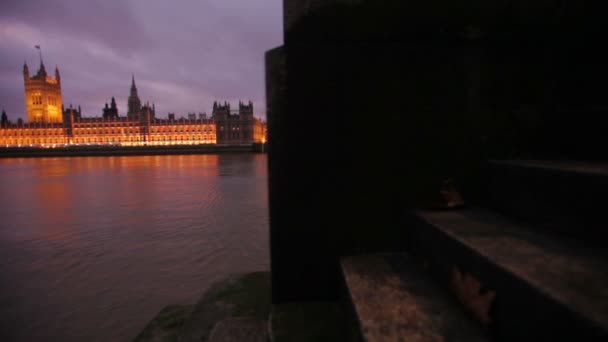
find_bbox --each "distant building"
[64,105,82,121]
[126,75,156,121]
[213,100,265,145]
[1,63,266,147]
[126,75,142,120]
[102,97,119,119]
[23,60,63,123]
[1,109,8,128]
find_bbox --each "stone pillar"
[283,0,361,35]
[266,0,605,303]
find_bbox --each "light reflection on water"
[0,154,269,342]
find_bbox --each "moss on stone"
[133,272,271,342]
[213,271,271,318]
[132,305,194,342]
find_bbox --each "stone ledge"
[409,209,608,339]
[341,253,488,342]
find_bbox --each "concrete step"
[207,317,267,342]
[483,160,608,244]
[407,209,608,340]
[341,253,489,342]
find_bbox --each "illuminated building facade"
[0,65,266,147]
[213,101,266,145]
[23,61,63,123]
[0,108,216,147]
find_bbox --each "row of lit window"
[0,130,64,136]
[32,95,43,105]
[150,126,214,133]
[1,130,218,138]
[29,95,58,106]
[75,123,138,127]
[74,129,139,134]
[48,96,58,106]
[71,124,214,132]
[148,135,213,139]
[1,138,67,144]
[68,136,215,143]
[73,137,142,143]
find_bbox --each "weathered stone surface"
[489,160,608,176]
[483,160,608,245]
[208,317,267,342]
[342,254,488,342]
[132,305,194,342]
[412,209,608,339]
[177,272,270,342]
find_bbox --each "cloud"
[0,0,282,120]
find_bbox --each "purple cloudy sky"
[0,0,282,121]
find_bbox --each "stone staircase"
[341,254,489,341]
[340,160,608,341]
[482,160,608,245]
[134,162,608,342]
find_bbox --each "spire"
[38,47,46,75]
[130,74,139,98]
[23,62,29,80]
[33,45,45,76]
[36,58,47,78]
[127,74,142,118]
[55,66,60,83]
[36,45,43,65]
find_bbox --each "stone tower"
[103,97,119,119]
[23,60,63,123]
[127,74,142,120]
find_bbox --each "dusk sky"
[0,0,282,121]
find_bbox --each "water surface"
[0,154,269,341]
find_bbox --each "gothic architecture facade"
[102,97,119,119]
[23,60,63,123]
[126,75,156,121]
[0,64,266,147]
[213,100,266,145]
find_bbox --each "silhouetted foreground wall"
[267,0,607,303]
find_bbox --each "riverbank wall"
[0,143,266,158]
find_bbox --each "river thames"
[0,154,269,341]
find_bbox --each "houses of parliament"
[0,60,266,147]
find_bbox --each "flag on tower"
[35,45,40,49]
